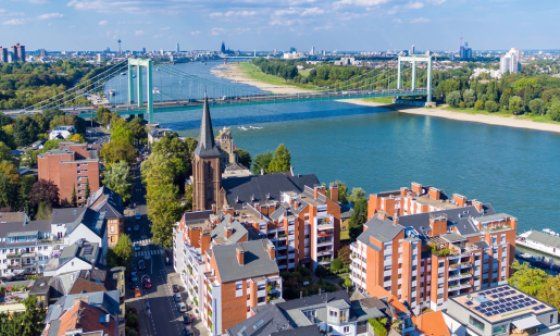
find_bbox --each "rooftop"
[450,285,554,324]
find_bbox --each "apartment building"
[248,185,341,271]
[38,142,101,205]
[0,212,63,279]
[350,183,517,313]
[204,239,281,335]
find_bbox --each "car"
[142,275,152,289]
[134,287,142,298]
[174,293,182,302]
[133,243,141,252]
[138,259,146,270]
[135,213,142,220]
[172,284,180,293]
[177,302,187,313]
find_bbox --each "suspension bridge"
[11,54,433,123]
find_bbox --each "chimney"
[236,247,245,265]
[200,233,211,255]
[267,244,275,260]
[313,187,320,199]
[411,182,423,196]
[400,187,408,197]
[429,214,447,236]
[453,194,467,207]
[428,187,441,201]
[329,184,339,203]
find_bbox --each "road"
[125,157,196,336]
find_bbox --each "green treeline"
[0,60,109,110]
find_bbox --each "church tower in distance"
[192,99,223,211]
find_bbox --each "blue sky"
[0,0,558,51]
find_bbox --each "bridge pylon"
[127,58,154,123]
[397,52,433,105]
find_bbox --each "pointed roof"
[194,98,222,158]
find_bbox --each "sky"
[0,0,558,52]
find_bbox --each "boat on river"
[517,229,560,259]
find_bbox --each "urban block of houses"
[42,290,124,336]
[38,142,101,205]
[350,183,517,314]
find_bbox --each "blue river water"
[105,62,560,233]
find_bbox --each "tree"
[251,152,273,175]
[103,161,132,203]
[184,183,193,212]
[234,148,252,168]
[446,90,462,108]
[474,100,485,110]
[96,107,114,126]
[329,181,349,205]
[349,187,367,240]
[113,234,133,265]
[0,142,12,162]
[462,89,476,108]
[0,295,45,336]
[529,98,545,115]
[69,133,85,143]
[0,161,20,210]
[508,261,548,296]
[484,100,499,112]
[509,95,525,115]
[330,258,343,274]
[268,144,291,173]
[101,140,137,165]
[548,99,560,122]
[13,116,40,147]
[29,179,60,208]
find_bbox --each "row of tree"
[0,296,45,336]
[141,133,197,248]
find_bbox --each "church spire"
[194,98,221,158]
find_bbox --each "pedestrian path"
[134,249,164,258]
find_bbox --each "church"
[191,99,321,212]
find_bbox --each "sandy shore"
[212,63,314,95]
[345,99,560,134]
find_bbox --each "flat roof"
[451,285,554,324]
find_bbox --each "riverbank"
[212,63,314,95]
[344,99,560,134]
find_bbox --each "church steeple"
[192,99,223,211]
[194,98,221,158]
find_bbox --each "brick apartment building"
[350,183,517,314]
[38,142,100,205]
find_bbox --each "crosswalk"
[134,249,164,258]
[135,238,152,247]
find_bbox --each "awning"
[512,315,542,330]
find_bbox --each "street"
[125,158,201,336]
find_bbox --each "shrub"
[548,99,560,121]
[474,100,485,110]
[485,100,499,112]
[446,91,462,108]
[509,96,524,115]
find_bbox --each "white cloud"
[98,19,108,26]
[300,7,324,16]
[409,16,430,24]
[210,27,225,36]
[38,12,64,20]
[209,10,257,18]
[134,29,144,36]
[335,0,390,7]
[406,1,424,9]
[3,18,27,25]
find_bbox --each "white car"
[178,302,187,313]
[174,293,182,302]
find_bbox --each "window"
[343,326,350,333]
[492,325,506,335]
[469,316,484,331]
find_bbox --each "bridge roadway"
[4,88,428,116]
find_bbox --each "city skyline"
[0,0,558,51]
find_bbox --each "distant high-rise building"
[500,48,522,74]
[220,41,226,54]
[142,47,146,54]
[117,39,122,54]
[176,42,180,53]
[0,46,8,63]
[310,46,315,56]
[12,43,25,62]
[410,44,415,55]
[459,41,473,60]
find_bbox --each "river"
[105,61,560,233]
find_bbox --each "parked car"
[135,213,142,220]
[174,293,182,302]
[172,284,180,293]
[177,302,187,313]
[138,259,146,270]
